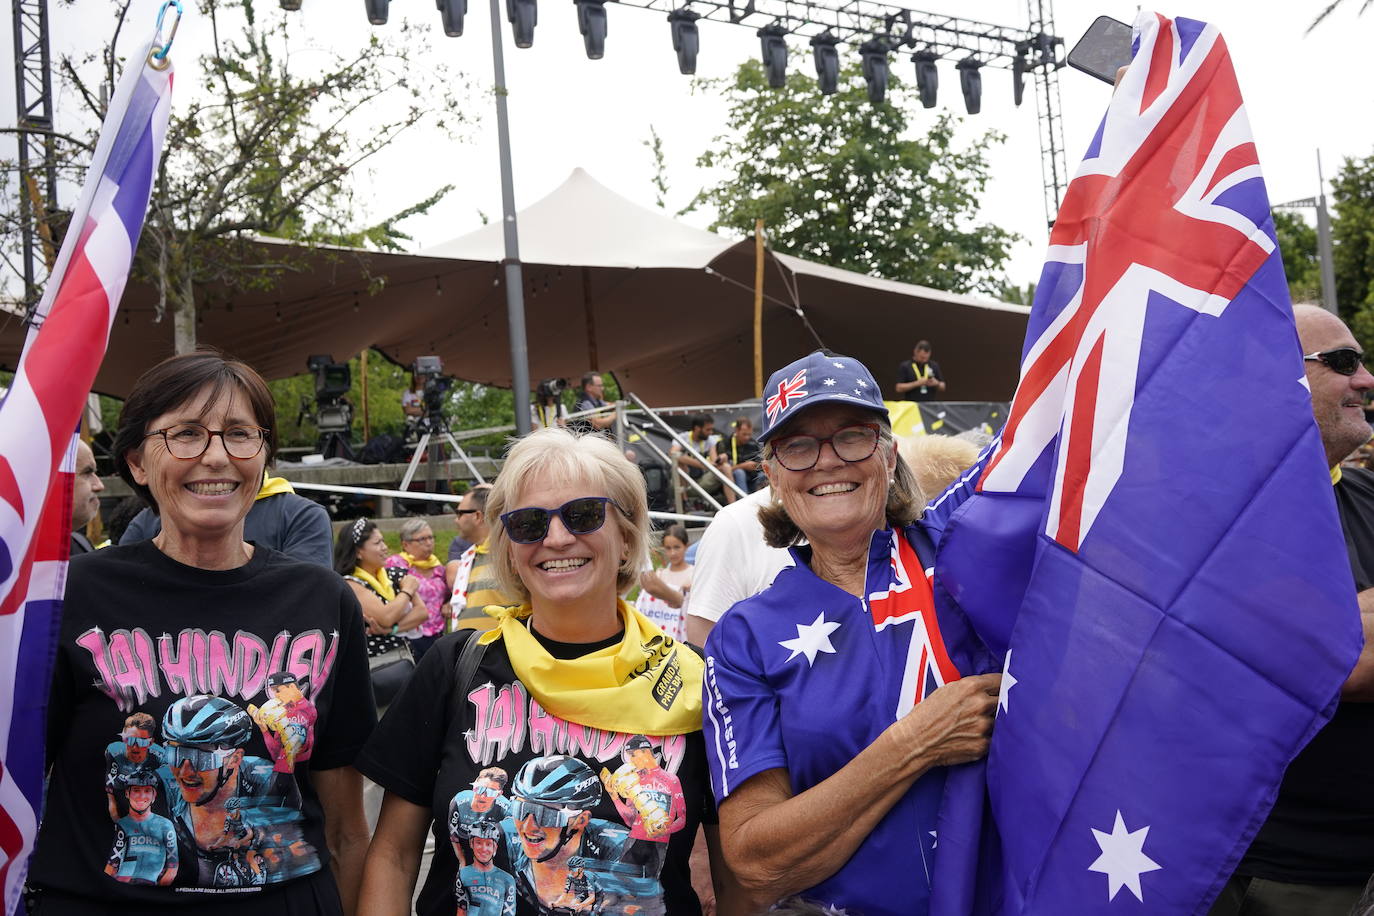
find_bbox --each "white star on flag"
[998,649,1018,715]
[1088,811,1162,902]
[823,378,837,386]
[779,613,842,665]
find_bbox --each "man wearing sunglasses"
[104,711,169,821]
[449,485,519,633]
[1215,305,1374,916]
[447,766,511,868]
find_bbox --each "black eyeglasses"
[1304,347,1366,377]
[454,508,481,517]
[500,496,625,544]
[144,423,268,460]
[770,423,882,471]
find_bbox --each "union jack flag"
[764,369,808,422]
[0,39,172,915]
[928,13,1360,914]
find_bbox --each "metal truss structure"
[610,0,1068,222]
[11,0,57,309]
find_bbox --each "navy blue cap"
[758,349,888,442]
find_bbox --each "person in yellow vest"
[447,484,519,632]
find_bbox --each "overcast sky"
[16,1,1374,291]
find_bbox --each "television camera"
[297,354,354,460]
[412,355,454,434]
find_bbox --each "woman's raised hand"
[894,672,1002,769]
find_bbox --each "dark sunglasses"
[1304,347,1366,376]
[454,508,481,517]
[500,496,625,545]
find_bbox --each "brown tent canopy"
[0,168,1029,404]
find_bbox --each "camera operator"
[532,378,569,430]
[571,371,615,432]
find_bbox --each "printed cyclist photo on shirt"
[246,670,318,774]
[450,766,513,868]
[104,711,172,821]
[105,771,178,885]
[500,753,683,916]
[599,735,686,880]
[154,694,319,888]
[459,819,517,916]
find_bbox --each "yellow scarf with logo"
[478,599,703,735]
[401,551,443,571]
[351,566,396,601]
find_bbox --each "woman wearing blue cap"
[701,349,1002,916]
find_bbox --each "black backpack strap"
[451,630,489,719]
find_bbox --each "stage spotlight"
[912,50,938,108]
[810,31,839,94]
[758,24,788,88]
[438,0,467,35]
[668,9,701,74]
[576,0,608,58]
[279,0,302,10]
[507,0,537,47]
[957,57,982,114]
[860,38,888,104]
[364,0,388,24]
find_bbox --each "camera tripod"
[398,412,487,497]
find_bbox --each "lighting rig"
[289,0,1068,223]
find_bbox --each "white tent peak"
[422,167,732,270]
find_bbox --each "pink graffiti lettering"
[83,627,341,705]
[157,631,196,696]
[234,632,271,699]
[465,683,689,772]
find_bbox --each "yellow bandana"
[1332,465,1344,486]
[257,475,294,500]
[401,551,443,571]
[351,566,395,601]
[478,599,703,735]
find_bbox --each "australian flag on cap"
[758,349,888,442]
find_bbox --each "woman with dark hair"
[30,349,375,914]
[332,518,428,709]
[702,350,1001,916]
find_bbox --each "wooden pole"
[753,219,765,398]
[360,349,371,442]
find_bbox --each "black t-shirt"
[355,629,713,916]
[31,540,376,907]
[897,358,943,401]
[1239,465,1374,884]
[719,435,760,467]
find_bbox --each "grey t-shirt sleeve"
[276,496,333,568]
[117,507,160,545]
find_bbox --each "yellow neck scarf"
[401,551,443,571]
[257,476,294,499]
[478,599,703,735]
[351,565,395,601]
[1332,465,1344,486]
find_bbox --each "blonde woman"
[356,428,734,916]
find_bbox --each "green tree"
[1273,209,1322,305]
[1332,154,1374,347]
[10,0,468,351]
[691,59,1018,296]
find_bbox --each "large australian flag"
[926,12,1362,915]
